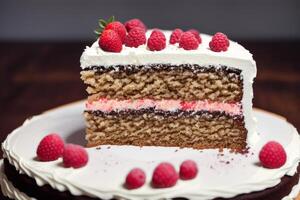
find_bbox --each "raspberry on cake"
[187,29,202,43]
[209,32,230,52]
[169,28,183,44]
[147,29,166,51]
[125,18,147,32]
[124,27,146,48]
[179,31,199,50]
[80,28,257,151]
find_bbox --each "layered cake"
[80,24,256,150]
[1,18,300,200]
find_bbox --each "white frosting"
[1,159,298,200]
[80,31,257,146]
[80,31,254,68]
[1,101,300,200]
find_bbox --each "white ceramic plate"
[1,101,300,200]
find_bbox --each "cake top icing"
[80,31,254,69]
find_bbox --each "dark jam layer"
[87,108,244,120]
[83,64,242,76]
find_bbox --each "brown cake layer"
[84,109,247,150]
[80,64,243,102]
[3,158,300,200]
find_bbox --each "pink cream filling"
[86,98,242,115]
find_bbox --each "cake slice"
[80,30,256,150]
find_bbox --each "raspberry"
[179,160,198,180]
[125,18,147,32]
[147,29,166,51]
[187,29,202,44]
[209,32,230,52]
[169,28,183,44]
[104,21,127,43]
[124,27,146,48]
[180,101,196,110]
[98,30,122,53]
[179,32,199,50]
[36,133,64,162]
[125,168,146,189]
[259,141,287,169]
[63,144,89,168]
[151,162,178,188]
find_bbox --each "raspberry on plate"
[63,144,89,168]
[209,32,230,52]
[36,133,64,162]
[169,28,183,44]
[259,141,287,169]
[179,32,199,50]
[151,162,178,188]
[147,29,166,51]
[124,27,146,48]
[125,18,147,32]
[125,168,146,189]
[98,30,123,53]
[179,160,198,180]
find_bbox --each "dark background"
[0,0,300,146]
[1,0,300,41]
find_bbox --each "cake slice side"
[80,32,257,150]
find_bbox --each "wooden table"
[0,41,299,199]
[0,41,299,143]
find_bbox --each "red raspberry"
[104,21,126,43]
[63,144,89,168]
[36,133,64,161]
[124,27,146,48]
[125,168,146,189]
[147,29,166,51]
[209,32,230,52]
[179,160,198,180]
[98,30,122,53]
[179,32,199,50]
[259,141,287,169]
[187,29,202,44]
[180,101,196,110]
[125,18,147,32]
[151,162,178,188]
[169,28,183,44]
